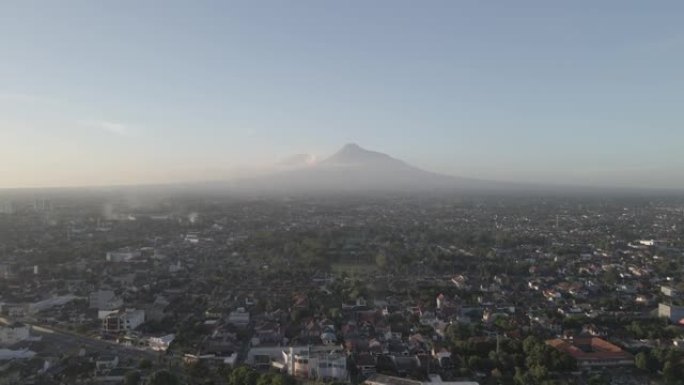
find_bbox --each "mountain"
[230,143,492,193]
[99,143,670,196]
[321,143,400,166]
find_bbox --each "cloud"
[79,120,137,137]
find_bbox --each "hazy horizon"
[2,1,684,189]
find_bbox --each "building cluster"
[0,194,683,384]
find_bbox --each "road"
[1,317,160,363]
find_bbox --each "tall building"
[102,309,145,333]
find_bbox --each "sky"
[1,0,684,189]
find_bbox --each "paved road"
[1,317,160,363]
[32,324,159,362]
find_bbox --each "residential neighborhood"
[1,192,684,384]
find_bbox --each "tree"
[217,363,231,379]
[187,360,210,379]
[588,374,609,385]
[375,253,387,269]
[514,366,529,385]
[149,370,180,385]
[257,373,274,385]
[124,371,141,385]
[604,267,619,286]
[467,356,482,371]
[635,352,648,371]
[663,361,678,383]
[229,366,259,385]
[138,359,153,370]
[523,335,540,355]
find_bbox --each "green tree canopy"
[149,370,180,385]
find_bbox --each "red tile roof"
[546,337,633,362]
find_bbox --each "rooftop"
[546,337,633,361]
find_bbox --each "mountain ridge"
[321,143,402,166]
[230,143,482,193]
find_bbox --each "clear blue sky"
[1,1,683,188]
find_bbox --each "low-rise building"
[661,286,680,298]
[95,355,119,371]
[227,308,250,327]
[658,303,684,323]
[106,248,141,262]
[149,334,175,351]
[546,337,633,369]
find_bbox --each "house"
[661,285,681,298]
[228,308,250,327]
[355,353,377,376]
[581,324,608,337]
[658,303,684,323]
[95,355,119,371]
[252,322,283,346]
[321,327,337,345]
[451,275,470,290]
[546,337,633,369]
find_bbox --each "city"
[2,1,684,384]
[1,191,684,384]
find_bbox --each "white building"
[98,309,119,320]
[661,286,681,298]
[0,323,30,346]
[227,308,250,327]
[95,355,119,371]
[185,233,200,244]
[102,309,145,333]
[106,248,141,262]
[283,347,348,382]
[149,334,175,351]
[659,303,684,323]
